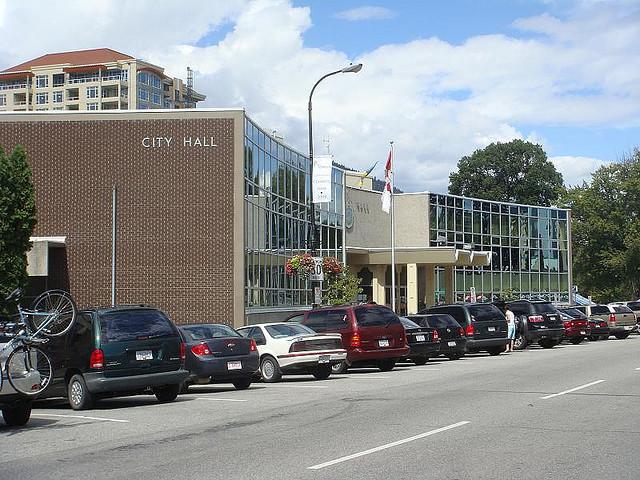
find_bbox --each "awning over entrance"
[346,246,492,267]
[27,236,66,276]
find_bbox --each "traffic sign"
[309,257,324,281]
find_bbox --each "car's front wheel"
[378,359,396,371]
[539,339,555,349]
[1,401,32,426]
[232,378,252,390]
[412,356,428,365]
[154,384,180,403]
[513,331,528,350]
[312,364,332,380]
[260,356,282,383]
[331,361,348,374]
[68,374,94,411]
[614,332,631,339]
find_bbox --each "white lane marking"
[266,384,329,389]
[195,397,248,402]
[308,421,470,470]
[635,367,640,371]
[31,413,129,423]
[540,380,606,400]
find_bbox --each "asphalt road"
[2,336,639,480]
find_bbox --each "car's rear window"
[467,304,504,322]
[182,324,240,340]
[400,317,420,329]
[560,308,586,319]
[418,315,459,328]
[265,323,316,338]
[626,302,640,311]
[613,306,633,313]
[100,310,177,343]
[531,303,558,314]
[355,306,400,327]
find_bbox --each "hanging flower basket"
[285,253,316,278]
[285,254,344,279]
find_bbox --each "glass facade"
[428,193,570,303]
[244,115,344,310]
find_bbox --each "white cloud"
[334,6,395,21]
[0,0,638,194]
[550,155,610,186]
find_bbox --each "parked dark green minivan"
[40,305,188,410]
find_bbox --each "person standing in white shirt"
[505,306,516,352]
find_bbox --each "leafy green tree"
[323,268,362,306]
[0,145,37,309]
[561,149,640,302]
[449,140,564,206]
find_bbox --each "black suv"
[506,300,565,349]
[418,303,508,355]
[39,305,188,410]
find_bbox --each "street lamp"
[307,63,363,306]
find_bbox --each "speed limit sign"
[309,257,324,281]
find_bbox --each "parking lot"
[2,336,639,480]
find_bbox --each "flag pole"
[390,141,396,313]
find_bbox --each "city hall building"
[0,110,572,327]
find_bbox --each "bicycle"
[1,288,77,396]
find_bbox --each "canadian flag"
[381,150,392,213]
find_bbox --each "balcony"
[0,83,27,91]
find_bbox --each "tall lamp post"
[307,63,362,305]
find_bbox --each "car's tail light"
[459,327,465,336]
[600,322,607,328]
[289,341,308,352]
[609,313,616,325]
[350,333,361,348]
[433,330,439,342]
[90,349,104,369]
[528,315,544,323]
[249,339,257,352]
[465,323,474,336]
[190,343,211,356]
[564,321,573,328]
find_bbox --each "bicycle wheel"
[29,290,77,337]
[6,345,53,396]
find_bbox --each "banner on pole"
[312,155,333,204]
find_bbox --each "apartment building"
[0,48,205,112]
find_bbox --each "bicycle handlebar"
[4,287,22,303]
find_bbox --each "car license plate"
[448,341,456,347]
[416,335,425,342]
[227,361,242,370]
[318,355,330,364]
[580,331,586,335]
[488,326,496,332]
[378,339,390,347]
[135,350,153,361]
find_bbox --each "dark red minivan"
[287,304,410,373]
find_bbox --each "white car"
[237,323,346,382]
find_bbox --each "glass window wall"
[244,116,344,309]
[428,193,570,303]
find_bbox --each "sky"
[0,0,638,194]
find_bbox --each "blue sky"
[0,0,638,191]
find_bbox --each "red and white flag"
[381,150,392,213]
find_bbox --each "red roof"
[2,48,134,73]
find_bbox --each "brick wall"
[0,116,236,325]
